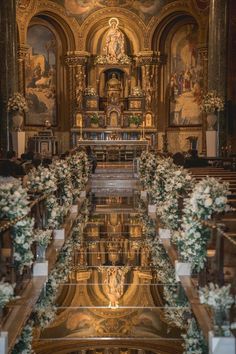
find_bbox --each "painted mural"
[25,25,57,126]
[169,24,203,126]
[55,0,174,24]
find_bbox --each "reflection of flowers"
[12,323,35,354]
[182,318,207,354]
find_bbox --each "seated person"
[0,150,26,177]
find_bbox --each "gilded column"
[208,0,228,154]
[65,52,89,130]
[136,51,161,125]
[18,44,29,95]
[0,0,18,152]
[198,47,208,155]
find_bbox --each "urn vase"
[207,113,217,131]
[12,112,24,131]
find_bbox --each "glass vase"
[213,308,230,336]
[36,244,46,262]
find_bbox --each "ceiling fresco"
[52,0,175,24]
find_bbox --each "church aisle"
[32,165,184,354]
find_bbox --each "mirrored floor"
[34,182,185,353]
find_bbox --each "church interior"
[1,0,236,353]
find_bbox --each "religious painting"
[25,25,57,126]
[58,0,173,24]
[169,24,203,126]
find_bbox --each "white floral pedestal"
[70,204,78,214]
[209,331,236,354]
[33,261,48,277]
[148,204,156,217]
[11,131,25,158]
[206,131,217,157]
[141,190,147,200]
[159,228,171,241]
[175,261,191,282]
[0,331,8,354]
[53,228,65,240]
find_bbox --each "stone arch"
[80,8,147,54]
[148,1,207,49]
[17,1,79,50]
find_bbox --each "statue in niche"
[104,18,125,63]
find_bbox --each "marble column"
[0,0,18,152]
[208,0,228,155]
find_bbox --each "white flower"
[204,197,213,207]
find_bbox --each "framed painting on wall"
[169,23,203,127]
[25,25,57,126]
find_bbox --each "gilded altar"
[69,16,158,151]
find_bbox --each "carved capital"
[18,44,29,60]
[136,51,162,66]
[65,51,90,67]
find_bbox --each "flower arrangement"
[95,54,130,65]
[156,166,193,230]
[128,114,142,127]
[61,181,73,209]
[7,92,28,113]
[199,283,234,310]
[46,195,65,229]
[182,318,207,354]
[177,177,229,272]
[0,182,29,220]
[0,280,15,308]
[67,151,90,201]
[199,283,235,336]
[84,86,97,96]
[50,159,71,182]
[131,86,144,97]
[12,217,34,273]
[138,151,158,192]
[34,229,52,247]
[90,113,99,125]
[200,91,224,114]
[27,166,57,194]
